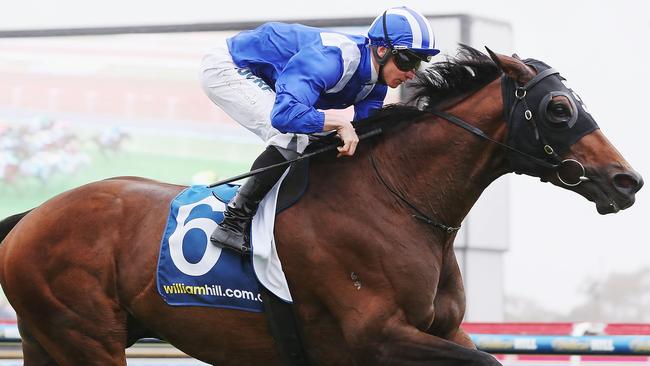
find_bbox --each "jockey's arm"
[271,46,359,157]
[353,84,387,121]
[326,85,386,157]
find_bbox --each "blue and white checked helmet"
[368,6,440,57]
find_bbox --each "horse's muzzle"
[590,168,643,214]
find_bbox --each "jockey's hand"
[335,122,359,157]
[322,113,359,158]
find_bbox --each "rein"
[208,129,383,188]
[429,110,558,170]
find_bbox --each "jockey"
[201,6,440,255]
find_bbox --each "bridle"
[371,62,594,233]
[433,65,592,187]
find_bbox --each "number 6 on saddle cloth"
[156,159,310,311]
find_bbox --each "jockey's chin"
[382,66,416,88]
[386,78,405,88]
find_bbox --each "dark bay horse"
[0,47,643,365]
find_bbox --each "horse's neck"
[374,79,508,231]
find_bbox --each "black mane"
[354,45,501,135]
[408,44,501,110]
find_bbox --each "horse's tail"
[0,210,33,244]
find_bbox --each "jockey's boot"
[210,145,297,255]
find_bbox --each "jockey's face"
[376,46,417,88]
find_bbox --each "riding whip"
[208,128,383,188]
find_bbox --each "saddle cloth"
[156,169,293,313]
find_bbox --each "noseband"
[432,61,597,187]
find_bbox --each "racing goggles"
[391,49,430,72]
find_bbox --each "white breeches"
[200,40,310,154]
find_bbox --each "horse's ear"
[485,46,534,84]
[511,53,521,60]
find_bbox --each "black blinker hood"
[501,59,599,176]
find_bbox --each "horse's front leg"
[427,240,479,350]
[344,315,501,366]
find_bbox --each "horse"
[0,46,643,366]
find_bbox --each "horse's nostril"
[614,174,635,189]
[613,172,643,194]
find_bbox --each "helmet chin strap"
[372,46,391,85]
[372,10,394,85]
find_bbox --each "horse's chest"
[386,259,443,328]
[391,254,465,335]
[430,266,466,336]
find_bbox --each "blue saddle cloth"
[156,184,263,312]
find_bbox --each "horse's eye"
[552,104,569,117]
[546,101,573,125]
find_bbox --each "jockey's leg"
[210,145,298,254]
[201,40,308,254]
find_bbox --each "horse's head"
[487,49,643,214]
